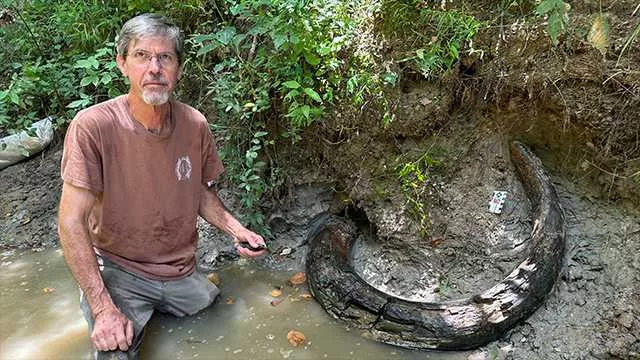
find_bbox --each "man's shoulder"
[73,96,126,127]
[172,99,208,125]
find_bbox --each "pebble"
[467,351,487,360]
[280,349,293,358]
[618,312,634,329]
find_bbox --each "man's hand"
[233,228,268,257]
[199,185,268,258]
[91,306,134,352]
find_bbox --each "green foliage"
[69,43,128,109]
[192,0,394,229]
[535,0,570,46]
[0,0,212,135]
[193,0,362,137]
[229,129,273,236]
[380,1,482,78]
[437,277,450,296]
[396,151,442,236]
[0,59,78,133]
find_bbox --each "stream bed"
[0,248,471,360]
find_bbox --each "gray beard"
[142,89,170,105]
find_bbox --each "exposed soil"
[2,120,638,359]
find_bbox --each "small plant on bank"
[396,151,442,236]
[535,0,570,46]
[380,1,482,78]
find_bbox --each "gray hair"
[116,13,183,63]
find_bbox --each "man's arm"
[58,182,133,351]
[198,185,267,257]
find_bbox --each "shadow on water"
[1,249,471,359]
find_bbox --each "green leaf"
[346,76,357,93]
[9,91,20,106]
[300,105,311,119]
[382,72,398,86]
[67,98,90,109]
[317,46,331,56]
[100,74,112,85]
[282,80,301,89]
[448,44,459,59]
[254,131,268,137]
[75,59,92,69]
[80,76,93,87]
[197,43,220,56]
[284,89,300,101]
[89,57,100,69]
[216,26,237,46]
[303,51,321,66]
[271,33,288,49]
[246,150,258,159]
[547,13,564,45]
[536,0,563,15]
[191,34,217,44]
[303,87,322,103]
[232,34,247,48]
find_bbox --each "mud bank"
[1,133,639,359]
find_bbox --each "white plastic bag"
[0,117,54,170]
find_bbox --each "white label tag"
[489,191,508,214]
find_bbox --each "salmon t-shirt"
[61,95,224,280]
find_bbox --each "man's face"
[116,36,180,106]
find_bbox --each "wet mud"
[1,130,639,359]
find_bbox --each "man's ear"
[116,54,128,77]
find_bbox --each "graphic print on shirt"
[175,155,192,181]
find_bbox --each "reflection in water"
[1,249,468,360]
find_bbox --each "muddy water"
[0,249,471,360]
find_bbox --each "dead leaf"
[288,272,306,286]
[42,287,55,294]
[225,296,236,305]
[430,237,444,246]
[286,330,306,347]
[270,289,282,297]
[300,293,313,300]
[270,298,284,307]
[207,272,220,286]
[588,14,609,56]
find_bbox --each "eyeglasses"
[128,49,178,69]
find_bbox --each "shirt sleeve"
[60,115,104,192]
[201,122,224,185]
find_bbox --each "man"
[57,13,267,359]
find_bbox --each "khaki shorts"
[80,255,220,360]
